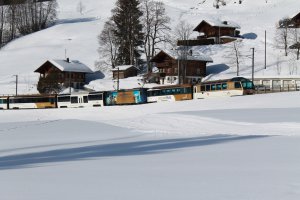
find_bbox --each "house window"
[196,68,201,75]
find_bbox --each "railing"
[255,85,299,94]
[177,39,215,46]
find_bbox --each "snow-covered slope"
[0,0,300,94]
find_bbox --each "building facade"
[112,65,138,79]
[150,50,213,84]
[34,59,93,89]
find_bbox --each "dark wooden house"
[150,50,213,84]
[34,59,93,89]
[291,12,300,28]
[193,20,240,43]
[112,65,138,79]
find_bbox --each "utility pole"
[251,48,255,82]
[69,72,71,94]
[117,67,119,91]
[13,75,18,96]
[265,30,267,69]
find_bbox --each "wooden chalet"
[34,58,93,89]
[193,19,240,43]
[150,50,213,84]
[112,65,138,79]
[291,12,300,28]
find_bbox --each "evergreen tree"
[111,0,144,66]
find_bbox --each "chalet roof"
[111,65,138,71]
[151,50,213,63]
[193,19,241,31]
[35,59,94,74]
[292,12,300,20]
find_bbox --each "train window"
[58,96,70,102]
[71,97,78,104]
[50,98,55,104]
[234,82,242,88]
[201,85,205,91]
[205,85,210,91]
[222,83,228,89]
[211,85,216,91]
[0,99,7,104]
[216,84,222,90]
[186,87,192,93]
[88,94,102,101]
[242,81,254,89]
[83,96,88,103]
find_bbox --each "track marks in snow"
[0,120,62,134]
[107,112,300,137]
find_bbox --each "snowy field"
[1,92,300,200]
[1,0,300,94]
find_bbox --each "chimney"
[66,58,70,63]
[223,21,228,25]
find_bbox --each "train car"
[8,95,57,109]
[193,77,255,99]
[104,88,147,106]
[57,92,104,108]
[0,97,9,110]
[147,84,193,103]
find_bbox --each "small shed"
[34,59,93,89]
[112,65,138,79]
[150,50,213,84]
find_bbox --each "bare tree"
[288,59,297,75]
[77,1,86,15]
[230,39,243,76]
[275,56,282,75]
[0,0,57,48]
[17,0,57,34]
[7,1,18,41]
[174,20,193,84]
[289,28,300,60]
[141,0,170,72]
[276,18,292,56]
[0,5,7,46]
[97,20,119,69]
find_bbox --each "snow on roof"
[49,59,94,73]
[111,65,138,71]
[196,19,241,29]
[163,49,213,62]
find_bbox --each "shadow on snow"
[0,135,267,170]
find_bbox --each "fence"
[255,84,299,94]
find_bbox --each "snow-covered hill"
[0,0,300,94]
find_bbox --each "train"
[0,77,255,110]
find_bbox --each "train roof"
[199,77,251,84]
[8,95,56,98]
[148,84,192,90]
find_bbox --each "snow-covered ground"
[1,92,300,199]
[1,0,300,94]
